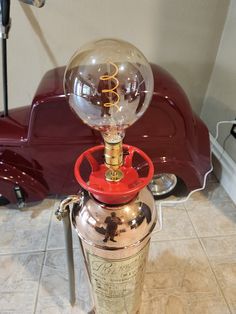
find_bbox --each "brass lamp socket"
[104,140,123,182]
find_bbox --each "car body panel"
[0,64,211,204]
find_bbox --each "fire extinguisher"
[56,38,157,314]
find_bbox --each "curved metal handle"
[55,194,83,306]
[55,194,83,221]
[55,194,95,309]
[18,0,45,8]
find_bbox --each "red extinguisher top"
[74,144,154,205]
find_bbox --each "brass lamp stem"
[104,140,124,182]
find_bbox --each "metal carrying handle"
[18,0,45,8]
[55,195,83,306]
[55,194,95,310]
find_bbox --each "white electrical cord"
[153,119,236,234]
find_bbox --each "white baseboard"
[210,134,236,204]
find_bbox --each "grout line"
[33,209,54,314]
[0,201,60,257]
[183,200,236,238]
[0,247,79,256]
[0,250,46,256]
[45,204,55,251]
[47,246,80,251]
[183,202,198,238]
[151,236,198,243]
[199,234,236,240]
[0,247,80,257]
[33,251,47,314]
[151,203,198,243]
[184,204,233,313]
[198,238,233,314]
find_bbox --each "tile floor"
[0,174,236,314]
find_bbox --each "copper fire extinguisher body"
[71,186,156,314]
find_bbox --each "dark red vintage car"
[0,64,210,207]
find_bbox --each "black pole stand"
[2,35,8,116]
[0,0,11,117]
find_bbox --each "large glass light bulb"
[64,38,154,144]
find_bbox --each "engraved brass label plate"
[87,242,149,314]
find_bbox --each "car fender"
[0,161,48,203]
[136,157,204,192]
[151,158,205,191]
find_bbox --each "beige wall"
[0,0,229,113]
[201,0,236,162]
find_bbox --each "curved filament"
[100,61,120,111]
